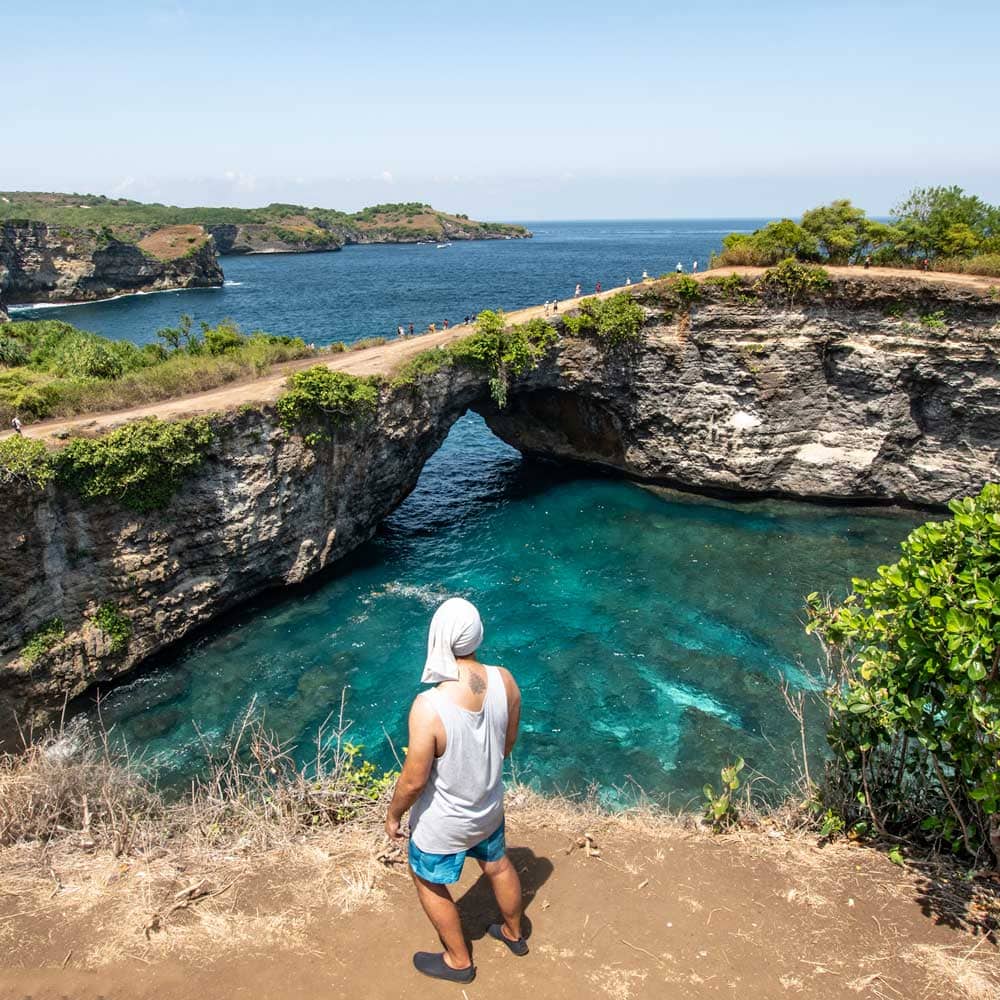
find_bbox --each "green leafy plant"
[562,293,645,346]
[55,417,214,512]
[20,618,65,666]
[449,311,558,407]
[919,310,947,330]
[806,484,1000,862]
[91,601,132,654]
[756,258,831,306]
[0,435,54,489]
[276,366,379,442]
[702,757,745,830]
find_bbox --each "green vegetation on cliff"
[276,366,380,444]
[0,192,529,244]
[808,483,1000,863]
[0,416,216,512]
[716,186,1000,275]
[562,292,646,344]
[391,310,558,407]
[0,317,313,424]
[55,417,216,512]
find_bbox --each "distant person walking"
[641,270,649,281]
[443,319,449,330]
[429,323,437,334]
[10,415,22,436]
[864,256,872,270]
[625,276,632,286]
[409,323,415,336]
[692,261,698,273]
[574,283,581,298]
[397,325,405,338]
[675,262,684,273]
[386,598,525,984]
[595,281,602,294]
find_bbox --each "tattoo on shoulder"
[468,671,486,694]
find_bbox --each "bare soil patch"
[137,225,208,261]
[1,792,997,1000]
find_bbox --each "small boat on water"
[436,242,451,248]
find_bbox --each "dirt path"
[2,814,997,1000]
[6,266,996,444]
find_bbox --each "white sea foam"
[223,280,244,286]
[8,284,221,312]
[369,581,454,608]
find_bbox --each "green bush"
[91,601,132,654]
[807,484,1000,862]
[390,348,454,388]
[21,618,65,666]
[55,417,215,512]
[0,435,54,489]
[276,366,379,439]
[448,311,558,407]
[203,320,245,356]
[562,293,645,346]
[755,258,831,305]
[0,336,29,366]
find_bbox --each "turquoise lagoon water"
[88,416,918,804]
[29,220,921,803]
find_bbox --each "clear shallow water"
[11,219,764,347]
[89,415,919,804]
[38,218,919,803]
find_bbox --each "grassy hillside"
[0,192,529,242]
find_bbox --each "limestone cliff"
[1,274,997,735]
[485,276,1000,507]
[0,221,223,305]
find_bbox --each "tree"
[801,198,885,264]
[891,185,1000,260]
[720,219,819,266]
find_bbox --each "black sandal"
[488,923,529,956]
[412,951,476,983]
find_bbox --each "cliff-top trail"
[3,796,999,1000]
[5,265,997,444]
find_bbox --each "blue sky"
[5,0,998,219]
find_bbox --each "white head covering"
[422,597,484,684]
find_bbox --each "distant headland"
[0,192,531,314]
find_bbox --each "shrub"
[276,366,379,439]
[203,319,245,356]
[55,417,215,512]
[807,484,1000,862]
[964,254,1000,278]
[91,601,132,654]
[449,311,558,407]
[0,335,29,367]
[755,258,831,305]
[0,435,53,489]
[21,618,65,666]
[562,293,645,346]
[390,348,454,388]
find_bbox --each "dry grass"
[138,225,209,261]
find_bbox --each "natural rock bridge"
[2,268,999,735]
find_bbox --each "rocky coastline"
[1,274,997,735]
[0,221,223,307]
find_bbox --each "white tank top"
[409,665,509,854]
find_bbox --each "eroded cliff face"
[485,277,1000,506]
[0,221,223,304]
[1,275,997,734]
[0,368,481,737]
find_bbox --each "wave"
[365,581,454,609]
[223,280,244,286]
[7,284,221,312]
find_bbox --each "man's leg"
[411,873,472,970]
[478,854,524,941]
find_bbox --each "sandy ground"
[5,266,997,445]
[1,808,998,1000]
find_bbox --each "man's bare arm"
[500,668,522,757]
[385,696,437,839]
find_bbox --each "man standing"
[386,598,526,984]
[10,415,22,435]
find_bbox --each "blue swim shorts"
[409,821,506,885]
